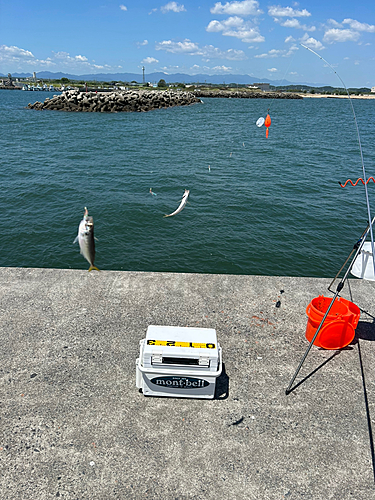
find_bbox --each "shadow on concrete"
[357,340,375,483]
[286,351,341,394]
[355,320,375,342]
[215,362,229,400]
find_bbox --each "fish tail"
[88,265,100,272]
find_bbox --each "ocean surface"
[1,89,374,277]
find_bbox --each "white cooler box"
[136,325,222,399]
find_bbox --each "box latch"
[199,356,210,367]
[151,352,163,364]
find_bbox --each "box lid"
[143,325,218,368]
[146,325,217,348]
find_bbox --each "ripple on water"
[1,91,374,276]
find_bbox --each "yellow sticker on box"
[147,340,215,349]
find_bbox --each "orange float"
[264,113,271,138]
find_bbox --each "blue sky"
[1,0,374,86]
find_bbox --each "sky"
[1,0,374,87]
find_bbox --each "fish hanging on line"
[164,189,190,217]
[74,207,99,272]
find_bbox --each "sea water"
[1,89,374,276]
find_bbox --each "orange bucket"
[305,295,359,349]
[339,297,361,329]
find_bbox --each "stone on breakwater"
[27,89,201,113]
[194,89,302,99]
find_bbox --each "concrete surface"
[0,267,375,500]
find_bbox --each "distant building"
[253,82,270,91]
[33,72,36,83]
[371,86,375,93]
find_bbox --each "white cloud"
[0,44,55,70]
[211,65,232,72]
[206,17,265,42]
[119,4,127,11]
[268,5,311,17]
[137,40,149,47]
[255,49,284,58]
[327,19,342,28]
[268,67,278,72]
[0,45,35,59]
[285,45,299,56]
[0,44,53,69]
[321,18,375,45]
[323,28,360,43]
[210,0,262,16]
[161,2,186,13]
[160,64,229,75]
[160,65,179,73]
[156,40,200,54]
[255,45,298,58]
[141,57,159,64]
[274,17,315,31]
[284,35,295,43]
[300,34,324,50]
[54,51,72,60]
[0,44,123,73]
[342,18,375,33]
[155,39,247,60]
[55,51,90,64]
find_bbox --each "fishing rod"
[286,215,375,395]
[300,43,375,276]
[328,216,375,293]
[285,47,375,395]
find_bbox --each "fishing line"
[256,47,299,136]
[300,43,375,275]
[268,47,299,111]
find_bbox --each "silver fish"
[164,189,189,217]
[74,207,99,271]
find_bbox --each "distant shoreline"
[300,93,375,99]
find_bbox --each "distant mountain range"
[1,70,330,88]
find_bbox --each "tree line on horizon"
[5,74,372,94]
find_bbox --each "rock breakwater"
[194,89,302,99]
[27,89,201,112]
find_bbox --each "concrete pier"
[1,267,375,499]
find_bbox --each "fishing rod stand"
[285,216,375,395]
